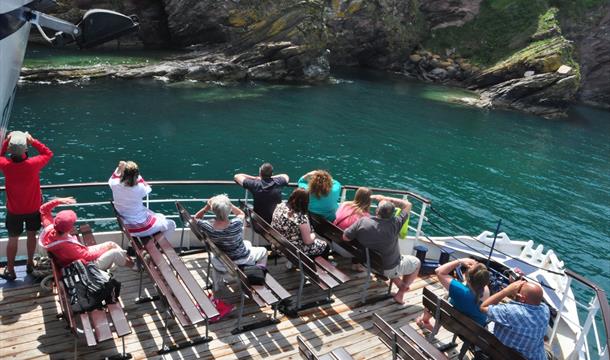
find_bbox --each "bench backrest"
[175,201,240,278]
[49,253,78,335]
[247,208,320,282]
[373,313,447,360]
[422,287,526,360]
[309,213,385,275]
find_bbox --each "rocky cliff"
[30,0,610,117]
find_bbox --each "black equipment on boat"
[23,7,139,48]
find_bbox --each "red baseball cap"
[54,210,77,233]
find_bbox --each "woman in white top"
[109,161,175,239]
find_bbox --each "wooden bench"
[372,313,448,360]
[422,286,526,360]
[111,202,219,354]
[309,213,392,304]
[175,201,291,334]
[297,335,354,360]
[247,207,350,317]
[50,225,132,359]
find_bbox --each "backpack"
[61,260,121,313]
[240,264,267,286]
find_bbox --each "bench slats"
[90,309,113,342]
[251,284,278,306]
[264,273,291,300]
[107,302,131,337]
[80,313,97,347]
[422,287,525,360]
[315,257,350,283]
[132,240,190,326]
[400,324,448,359]
[155,235,219,319]
[144,239,205,325]
[330,347,353,360]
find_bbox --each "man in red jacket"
[0,131,53,280]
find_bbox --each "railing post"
[572,297,600,360]
[414,203,427,246]
[551,276,572,341]
[340,188,346,203]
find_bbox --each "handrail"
[566,269,610,354]
[0,180,432,204]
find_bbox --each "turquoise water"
[6,70,610,297]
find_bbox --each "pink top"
[333,202,370,230]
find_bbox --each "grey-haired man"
[342,195,420,304]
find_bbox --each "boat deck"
[0,252,466,360]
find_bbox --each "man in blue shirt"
[480,280,550,360]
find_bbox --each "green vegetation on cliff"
[423,0,605,67]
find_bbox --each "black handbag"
[241,265,267,286]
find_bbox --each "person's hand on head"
[60,197,77,205]
[26,132,33,145]
[371,194,384,202]
[460,258,478,268]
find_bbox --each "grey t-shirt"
[344,209,409,270]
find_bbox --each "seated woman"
[271,188,329,258]
[417,258,490,329]
[195,194,267,268]
[39,197,135,270]
[109,161,176,239]
[333,187,377,230]
[297,170,342,221]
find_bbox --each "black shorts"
[5,211,42,237]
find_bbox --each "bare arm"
[195,202,211,219]
[480,280,524,313]
[299,222,316,245]
[234,173,257,186]
[374,194,412,212]
[435,258,477,289]
[231,204,245,220]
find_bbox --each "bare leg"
[26,231,37,267]
[416,309,434,331]
[6,236,18,273]
[393,264,420,304]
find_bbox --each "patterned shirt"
[487,301,550,360]
[197,218,250,260]
[271,202,327,257]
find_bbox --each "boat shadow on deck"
[0,253,464,360]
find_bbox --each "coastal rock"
[480,72,579,118]
[572,9,610,108]
[325,0,426,69]
[470,36,574,88]
[419,0,482,30]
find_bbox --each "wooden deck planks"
[0,252,463,360]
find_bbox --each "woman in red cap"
[38,197,135,270]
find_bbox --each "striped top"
[196,218,249,260]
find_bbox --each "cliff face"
[39,0,610,114]
[324,0,425,69]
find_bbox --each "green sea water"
[6,68,610,298]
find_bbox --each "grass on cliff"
[424,0,607,67]
[424,0,550,66]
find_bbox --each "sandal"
[1,268,17,281]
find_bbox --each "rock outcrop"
[21,42,330,83]
[479,67,579,118]
[324,0,425,69]
[569,8,610,108]
[419,0,482,30]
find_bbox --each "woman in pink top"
[333,187,382,271]
[333,187,374,230]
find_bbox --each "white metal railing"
[0,180,607,360]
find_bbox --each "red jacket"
[0,138,53,214]
[38,199,105,267]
